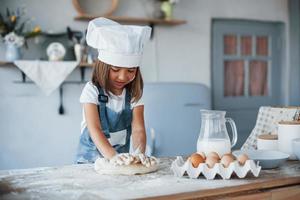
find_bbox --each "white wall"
[0,0,289,169]
[0,0,289,85]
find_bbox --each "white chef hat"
[86,17,152,68]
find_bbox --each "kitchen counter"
[0,158,300,199]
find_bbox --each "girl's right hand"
[109,153,135,166]
[136,154,158,168]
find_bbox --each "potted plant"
[0,8,41,61]
[157,0,180,20]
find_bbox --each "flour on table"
[94,157,159,175]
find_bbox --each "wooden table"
[0,158,299,199]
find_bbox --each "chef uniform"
[76,18,151,163]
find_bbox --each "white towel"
[14,60,79,95]
[242,106,298,150]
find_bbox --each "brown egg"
[189,153,205,168]
[205,156,219,168]
[222,153,236,160]
[237,154,249,165]
[198,152,206,160]
[207,152,220,160]
[220,154,235,168]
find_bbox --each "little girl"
[76,18,152,166]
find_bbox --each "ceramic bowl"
[292,138,300,160]
[233,150,289,169]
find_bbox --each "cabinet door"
[212,20,283,148]
[143,83,211,156]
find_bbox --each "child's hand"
[109,153,158,167]
[109,153,134,166]
[136,154,158,168]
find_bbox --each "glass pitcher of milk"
[197,110,238,157]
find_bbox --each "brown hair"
[92,60,144,103]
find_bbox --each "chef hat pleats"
[86,17,152,68]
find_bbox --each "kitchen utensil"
[278,121,300,160]
[58,86,64,115]
[257,134,278,150]
[233,150,289,169]
[197,110,237,157]
[292,138,300,160]
[46,42,66,61]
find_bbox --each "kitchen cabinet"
[143,83,211,156]
[75,15,186,26]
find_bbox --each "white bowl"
[292,138,300,160]
[233,150,289,169]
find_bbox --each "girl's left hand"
[109,153,158,167]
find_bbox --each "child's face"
[108,66,137,91]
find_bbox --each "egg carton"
[171,156,261,180]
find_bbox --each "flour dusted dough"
[94,158,159,175]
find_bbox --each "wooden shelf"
[0,61,14,66]
[0,61,95,68]
[74,15,186,25]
